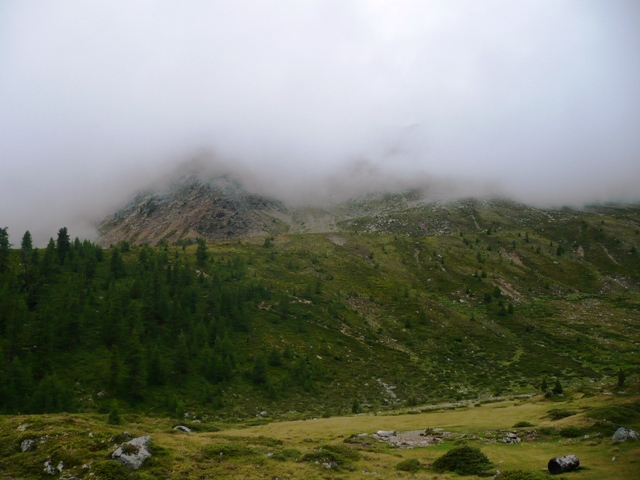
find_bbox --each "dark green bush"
[513,421,534,428]
[396,458,421,472]
[547,408,577,420]
[271,448,301,462]
[107,400,121,425]
[432,445,492,475]
[202,443,256,459]
[559,426,585,438]
[301,449,342,468]
[301,444,360,469]
[322,444,361,462]
[92,461,133,480]
[586,401,640,425]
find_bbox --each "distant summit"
[97,172,287,246]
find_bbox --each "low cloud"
[1,1,639,245]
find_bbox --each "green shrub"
[538,427,556,436]
[559,426,585,438]
[301,449,343,468]
[586,401,640,425]
[107,401,122,425]
[396,458,421,472]
[322,444,361,462]
[547,408,577,420]
[202,443,256,459]
[513,421,534,428]
[432,445,492,475]
[301,444,360,469]
[271,448,301,462]
[92,461,132,480]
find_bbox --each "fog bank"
[1,1,639,244]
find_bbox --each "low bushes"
[432,445,492,475]
[395,458,421,472]
[546,408,577,421]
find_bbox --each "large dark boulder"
[548,455,579,474]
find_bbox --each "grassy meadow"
[1,390,639,478]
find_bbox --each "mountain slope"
[2,206,639,419]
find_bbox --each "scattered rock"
[112,435,152,470]
[21,439,35,452]
[548,455,580,474]
[373,429,451,447]
[612,427,639,442]
[17,423,29,432]
[502,432,521,444]
[173,425,192,433]
[44,460,56,475]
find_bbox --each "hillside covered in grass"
[1,200,639,421]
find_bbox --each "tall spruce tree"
[196,238,208,267]
[109,345,121,394]
[56,227,71,264]
[126,334,147,399]
[20,231,33,284]
[0,227,10,274]
[110,248,126,279]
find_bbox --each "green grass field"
[1,391,639,479]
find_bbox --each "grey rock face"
[376,430,396,437]
[112,435,152,470]
[612,427,639,442]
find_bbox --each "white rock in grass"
[21,439,35,452]
[112,435,152,470]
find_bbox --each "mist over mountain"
[2,1,640,245]
[94,156,640,249]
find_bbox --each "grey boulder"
[612,427,639,442]
[112,435,152,469]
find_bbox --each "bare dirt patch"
[499,247,524,266]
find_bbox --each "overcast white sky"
[1,1,639,244]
